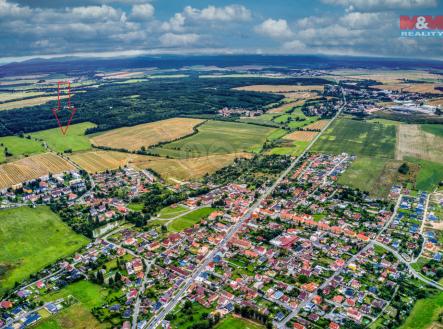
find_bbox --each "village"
[0,152,442,329]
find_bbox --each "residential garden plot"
[312,118,396,158]
[168,207,215,232]
[0,153,75,189]
[396,124,443,164]
[90,118,204,151]
[0,207,88,293]
[31,122,96,153]
[0,136,45,163]
[151,120,276,158]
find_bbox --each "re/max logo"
[400,16,443,30]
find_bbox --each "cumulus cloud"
[161,13,186,32]
[70,5,122,21]
[322,0,437,11]
[0,0,31,17]
[183,4,251,22]
[159,32,200,47]
[131,3,154,20]
[255,19,293,39]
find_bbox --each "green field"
[406,157,443,191]
[128,202,144,212]
[267,141,309,157]
[0,207,88,293]
[421,124,443,137]
[215,316,265,329]
[266,129,288,141]
[35,281,113,329]
[400,291,443,329]
[31,122,96,153]
[151,120,276,158]
[157,205,189,219]
[312,118,396,158]
[168,207,215,232]
[0,136,45,163]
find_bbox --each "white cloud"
[322,0,437,11]
[0,0,32,17]
[159,32,200,46]
[131,3,154,20]
[70,5,121,21]
[183,4,251,22]
[161,13,186,32]
[255,19,293,39]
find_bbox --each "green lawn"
[30,122,96,153]
[0,207,89,293]
[151,120,276,158]
[127,202,144,212]
[312,118,396,158]
[41,281,109,308]
[157,205,189,219]
[215,315,265,329]
[168,207,215,232]
[407,157,443,191]
[421,124,443,137]
[0,136,45,163]
[400,291,443,329]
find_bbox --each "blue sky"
[1,0,442,62]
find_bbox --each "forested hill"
[0,77,328,136]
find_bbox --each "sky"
[1,0,442,63]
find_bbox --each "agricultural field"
[90,118,204,151]
[396,124,443,164]
[70,150,251,182]
[268,101,303,114]
[328,69,443,84]
[69,151,130,173]
[168,207,216,232]
[151,120,276,158]
[421,124,443,137]
[303,119,330,130]
[0,207,88,294]
[283,131,318,142]
[406,157,443,191]
[426,98,443,108]
[0,91,45,102]
[0,95,68,111]
[400,291,443,329]
[312,118,396,158]
[266,141,309,157]
[234,84,324,93]
[31,122,96,153]
[373,83,443,95]
[0,136,45,163]
[0,153,75,189]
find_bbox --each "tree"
[398,163,410,175]
[96,270,104,284]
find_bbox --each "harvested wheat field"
[131,152,252,182]
[69,151,131,173]
[0,153,75,189]
[71,150,250,181]
[234,85,324,93]
[427,98,443,108]
[303,120,330,130]
[0,95,69,111]
[284,131,318,142]
[396,124,443,163]
[90,118,205,151]
[373,83,443,95]
[328,69,443,84]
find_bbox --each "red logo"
[52,81,76,135]
[400,16,443,30]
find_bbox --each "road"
[144,89,348,329]
[132,258,157,329]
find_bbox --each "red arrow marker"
[52,81,76,135]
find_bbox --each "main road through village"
[143,90,348,329]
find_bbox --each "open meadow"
[90,118,204,151]
[0,153,75,189]
[31,122,96,153]
[168,207,215,232]
[0,136,45,163]
[151,120,276,158]
[312,118,396,158]
[0,207,88,294]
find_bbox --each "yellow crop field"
[426,98,443,107]
[373,83,443,94]
[234,85,324,93]
[90,118,205,151]
[0,153,75,189]
[0,95,69,111]
[70,150,250,182]
[0,91,45,102]
[283,131,318,142]
[303,120,330,130]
